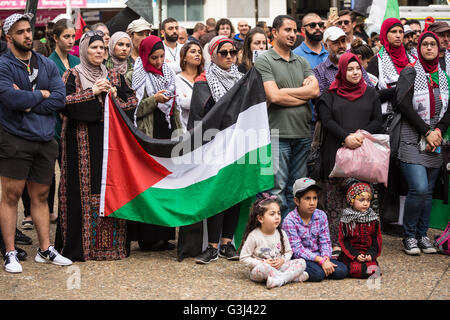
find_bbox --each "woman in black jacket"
[178,35,243,264]
[393,31,450,256]
[317,52,382,259]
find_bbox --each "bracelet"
[425,129,433,137]
[319,256,328,266]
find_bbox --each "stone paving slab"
[0,224,448,300]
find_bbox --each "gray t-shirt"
[254,47,314,139]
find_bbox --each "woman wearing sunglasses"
[178,36,244,264]
[56,31,138,261]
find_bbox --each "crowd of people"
[0,9,448,290]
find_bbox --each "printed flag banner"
[99,68,274,229]
[366,0,400,34]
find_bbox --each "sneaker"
[35,246,72,266]
[417,236,437,254]
[218,242,239,260]
[4,250,22,273]
[15,228,32,245]
[21,220,34,230]
[403,237,421,255]
[1,247,27,261]
[195,245,218,264]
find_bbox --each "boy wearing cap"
[0,13,71,273]
[282,178,348,282]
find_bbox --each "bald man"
[233,20,250,50]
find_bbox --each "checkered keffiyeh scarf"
[206,63,243,102]
[446,50,450,77]
[341,207,379,225]
[412,60,449,125]
[132,57,178,127]
[377,47,415,113]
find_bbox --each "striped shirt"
[398,87,443,168]
[282,208,332,261]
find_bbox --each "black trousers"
[207,203,241,244]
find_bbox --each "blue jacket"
[0,49,66,141]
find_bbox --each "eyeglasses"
[304,22,325,29]
[218,49,238,57]
[85,30,105,38]
[421,41,437,48]
[336,20,351,26]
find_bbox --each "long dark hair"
[240,27,268,72]
[179,41,204,77]
[238,195,286,254]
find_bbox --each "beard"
[305,29,323,42]
[12,37,33,52]
[404,41,415,51]
[165,33,179,42]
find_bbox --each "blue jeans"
[271,137,312,219]
[305,259,348,282]
[399,162,440,239]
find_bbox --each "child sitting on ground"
[239,194,308,289]
[282,178,348,282]
[338,179,382,279]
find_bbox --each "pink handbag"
[329,130,390,187]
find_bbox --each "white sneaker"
[4,250,23,273]
[35,246,72,266]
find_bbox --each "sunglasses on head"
[337,20,351,26]
[85,30,105,38]
[305,22,325,29]
[218,49,238,57]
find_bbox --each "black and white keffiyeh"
[205,63,243,102]
[341,207,379,225]
[445,50,450,77]
[132,57,179,127]
[412,61,449,125]
[377,47,415,113]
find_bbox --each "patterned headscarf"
[108,31,133,75]
[74,33,108,90]
[345,181,372,205]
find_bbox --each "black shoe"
[1,247,27,261]
[195,245,218,264]
[218,242,239,260]
[403,237,421,255]
[417,236,437,254]
[15,228,32,245]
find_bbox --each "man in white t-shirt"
[160,18,183,74]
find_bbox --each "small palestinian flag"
[99,68,273,229]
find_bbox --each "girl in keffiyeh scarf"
[338,179,382,279]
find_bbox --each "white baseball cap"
[323,26,346,42]
[3,13,33,35]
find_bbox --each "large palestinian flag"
[99,68,273,229]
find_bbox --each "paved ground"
[0,166,448,300]
[1,222,448,300]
